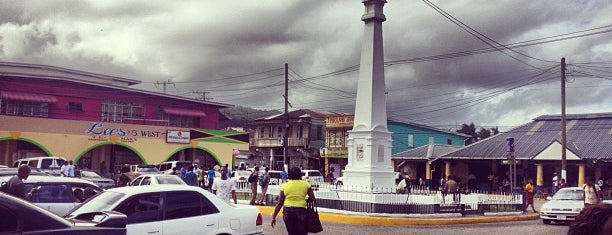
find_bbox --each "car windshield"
[553,189,584,200]
[68,191,125,216]
[137,166,159,172]
[81,171,101,178]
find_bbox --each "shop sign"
[85,122,163,143]
[326,116,354,127]
[166,130,190,144]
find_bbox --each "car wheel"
[542,219,551,225]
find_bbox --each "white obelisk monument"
[342,0,396,190]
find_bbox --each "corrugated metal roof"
[392,144,461,160]
[435,112,612,161]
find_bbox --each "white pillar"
[343,0,395,190]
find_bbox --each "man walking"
[212,168,237,204]
[248,166,260,205]
[257,167,270,205]
[3,165,38,200]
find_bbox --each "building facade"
[0,62,248,173]
[246,109,326,171]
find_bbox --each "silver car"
[77,170,115,189]
[540,187,584,224]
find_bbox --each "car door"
[114,192,163,235]
[162,191,220,235]
[28,183,77,216]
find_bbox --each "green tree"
[477,127,491,140]
[457,123,478,143]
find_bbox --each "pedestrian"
[207,166,215,190]
[558,178,567,189]
[212,168,237,204]
[198,165,206,188]
[271,167,316,235]
[68,160,75,177]
[396,173,411,195]
[248,166,260,205]
[2,164,39,200]
[281,169,288,184]
[257,167,271,205]
[440,175,447,203]
[552,172,559,195]
[184,165,198,186]
[225,163,232,178]
[524,178,537,213]
[567,203,612,235]
[60,161,70,177]
[583,176,602,206]
[446,175,459,203]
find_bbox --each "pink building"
[0,62,248,173]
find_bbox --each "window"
[101,100,144,123]
[1,100,49,117]
[28,160,38,168]
[0,206,18,232]
[115,193,161,224]
[408,135,414,148]
[165,191,219,220]
[268,126,273,138]
[297,125,303,138]
[68,102,83,112]
[277,127,283,138]
[141,177,151,185]
[259,127,265,138]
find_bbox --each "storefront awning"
[1,91,58,103]
[162,106,206,117]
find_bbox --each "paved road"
[262,214,568,235]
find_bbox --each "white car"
[77,170,116,189]
[301,170,324,188]
[0,175,102,216]
[66,185,264,235]
[128,174,186,186]
[540,187,584,224]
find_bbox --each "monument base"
[342,168,396,192]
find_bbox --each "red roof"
[1,91,58,103]
[162,106,206,117]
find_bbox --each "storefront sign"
[166,130,190,144]
[85,122,165,143]
[326,116,354,127]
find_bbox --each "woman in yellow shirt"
[524,178,537,213]
[271,167,316,235]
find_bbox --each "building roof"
[392,144,462,161]
[0,61,233,108]
[434,112,612,162]
[387,119,472,138]
[255,109,328,121]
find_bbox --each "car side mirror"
[73,211,127,228]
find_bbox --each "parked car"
[231,170,252,188]
[0,164,8,168]
[77,169,116,189]
[0,175,103,216]
[301,170,324,188]
[66,185,264,235]
[0,193,127,235]
[0,167,50,177]
[128,174,186,186]
[12,156,66,176]
[268,170,283,185]
[156,161,193,174]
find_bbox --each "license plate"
[558,215,566,220]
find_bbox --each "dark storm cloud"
[1,0,610,129]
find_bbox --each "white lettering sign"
[166,130,190,144]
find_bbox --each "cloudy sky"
[1,0,611,131]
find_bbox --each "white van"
[12,156,66,176]
[156,161,193,174]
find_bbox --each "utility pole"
[283,63,289,171]
[193,91,212,101]
[560,58,567,181]
[155,79,175,94]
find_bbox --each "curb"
[255,206,540,226]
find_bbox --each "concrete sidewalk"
[244,198,545,226]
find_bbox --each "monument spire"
[342,0,396,190]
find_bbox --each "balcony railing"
[251,137,309,147]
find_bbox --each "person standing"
[68,160,75,177]
[197,165,206,188]
[280,169,288,184]
[396,173,411,195]
[212,168,237,204]
[446,176,459,203]
[552,172,559,195]
[583,176,602,206]
[257,167,271,205]
[4,165,38,200]
[207,166,215,190]
[271,167,316,235]
[60,161,70,177]
[440,175,447,203]
[184,166,198,186]
[248,166,260,205]
[524,178,537,213]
